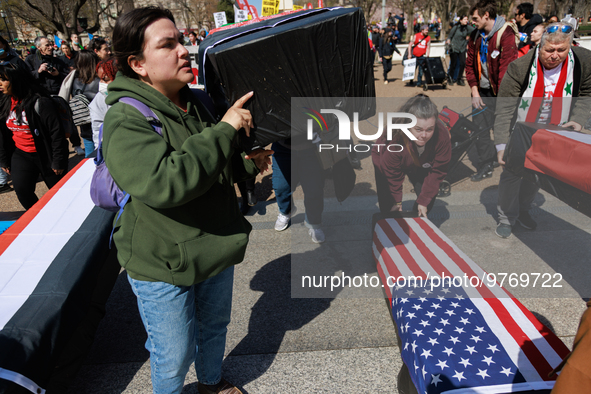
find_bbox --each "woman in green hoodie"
[103,7,272,394]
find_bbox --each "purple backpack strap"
[119,97,163,135]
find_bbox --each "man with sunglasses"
[493,22,591,238]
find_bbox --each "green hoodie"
[103,74,258,286]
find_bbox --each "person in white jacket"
[89,58,117,148]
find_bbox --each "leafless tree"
[428,0,462,40]
[548,0,571,19]
[571,0,589,24]
[172,0,218,30]
[5,0,136,38]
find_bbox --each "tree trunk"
[406,0,415,42]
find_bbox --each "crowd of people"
[371,1,589,240]
[0,2,590,392]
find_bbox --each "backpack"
[90,97,163,244]
[35,95,77,139]
[69,90,92,126]
[495,22,520,52]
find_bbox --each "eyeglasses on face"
[545,25,573,34]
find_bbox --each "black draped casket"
[198,7,376,151]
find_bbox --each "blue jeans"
[415,56,425,85]
[271,142,324,228]
[83,138,95,158]
[128,266,234,394]
[0,168,7,185]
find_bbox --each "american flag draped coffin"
[372,216,569,393]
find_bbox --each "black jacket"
[0,96,69,173]
[25,53,69,95]
[0,53,30,71]
[518,14,544,48]
[59,51,78,70]
[379,35,400,57]
[371,32,381,49]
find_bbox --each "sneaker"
[274,206,296,231]
[74,146,85,156]
[448,79,455,86]
[197,379,243,394]
[470,163,493,182]
[516,211,537,230]
[309,228,325,244]
[457,79,466,86]
[0,184,12,194]
[495,223,512,238]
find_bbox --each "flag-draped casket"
[0,160,116,394]
[372,215,569,393]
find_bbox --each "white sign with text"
[214,12,228,28]
[402,58,416,81]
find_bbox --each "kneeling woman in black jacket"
[0,64,69,209]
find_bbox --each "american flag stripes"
[373,217,569,393]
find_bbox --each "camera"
[46,64,56,73]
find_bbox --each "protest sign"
[402,58,416,81]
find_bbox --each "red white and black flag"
[0,160,115,394]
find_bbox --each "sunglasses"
[545,25,573,34]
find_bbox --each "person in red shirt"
[372,94,451,216]
[0,64,69,209]
[406,25,431,87]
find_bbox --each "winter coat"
[103,74,259,286]
[0,95,69,173]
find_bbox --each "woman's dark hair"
[0,35,9,50]
[0,64,48,123]
[88,37,107,53]
[75,50,100,84]
[382,30,393,44]
[112,6,175,78]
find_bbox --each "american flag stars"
[392,286,529,393]
[375,218,569,393]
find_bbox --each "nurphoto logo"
[304,108,418,153]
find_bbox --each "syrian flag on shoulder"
[0,159,115,394]
[373,217,570,394]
